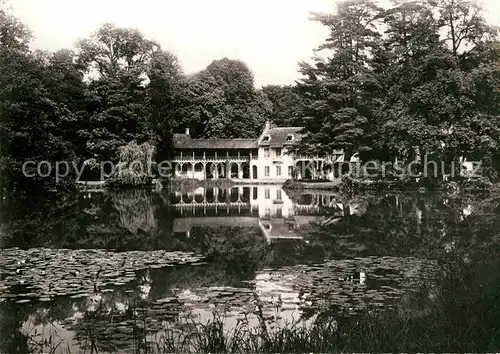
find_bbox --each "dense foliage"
[0,9,273,191]
[294,0,500,178]
[1,0,499,193]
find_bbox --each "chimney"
[185,128,190,135]
[264,121,270,131]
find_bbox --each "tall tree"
[0,49,78,190]
[76,23,160,161]
[146,50,186,160]
[431,0,497,57]
[0,5,31,52]
[377,0,447,162]
[77,23,159,79]
[378,0,500,177]
[180,58,272,139]
[261,85,304,126]
[295,0,383,160]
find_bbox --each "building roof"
[172,134,258,150]
[172,124,306,150]
[260,127,304,148]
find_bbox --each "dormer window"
[286,134,294,142]
[262,135,271,142]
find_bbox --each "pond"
[1,184,500,353]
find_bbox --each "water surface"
[1,185,499,353]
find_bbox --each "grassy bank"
[152,260,500,353]
[152,307,500,353]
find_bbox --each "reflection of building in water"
[172,185,361,242]
[171,122,344,181]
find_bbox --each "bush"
[460,177,494,192]
[282,179,303,190]
[107,141,156,187]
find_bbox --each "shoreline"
[283,178,500,194]
[73,177,499,194]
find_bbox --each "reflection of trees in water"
[57,266,241,353]
[111,189,157,234]
[1,189,176,250]
[265,240,319,268]
[0,296,82,354]
[295,192,499,261]
[0,303,32,353]
[0,192,82,248]
[291,193,500,351]
[188,226,270,278]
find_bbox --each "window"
[265,208,271,218]
[286,134,294,142]
[288,166,293,176]
[276,165,282,176]
[265,188,270,199]
[265,166,270,177]
[276,189,282,200]
[262,135,271,142]
[275,148,282,157]
[264,148,270,158]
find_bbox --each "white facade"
[250,122,303,181]
[172,122,344,181]
[251,146,296,181]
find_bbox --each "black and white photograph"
[1,0,500,352]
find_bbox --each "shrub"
[282,179,303,190]
[107,141,156,187]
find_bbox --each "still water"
[0,184,499,353]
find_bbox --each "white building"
[171,122,344,181]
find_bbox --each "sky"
[9,0,500,87]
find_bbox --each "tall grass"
[151,305,500,353]
[149,258,500,354]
